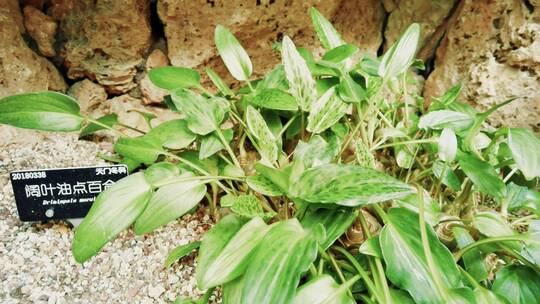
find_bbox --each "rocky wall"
[0,0,539,133]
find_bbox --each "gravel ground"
[0,127,216,304]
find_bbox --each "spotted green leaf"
[0,91,84,131]
[307,87,348,134]
[246,106,278,165]
[378,23,420,80]
[290,164,415,207]
[171,89,227,135]
[229,194,276,221]
[246,175,284,196]
[248,88,298,111]
[215,25,252,81]
[309,7,344,50]
[282,35,317,111]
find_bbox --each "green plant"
[2,7,540,304]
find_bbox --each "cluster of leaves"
[2,7,540,304]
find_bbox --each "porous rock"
[49,0,152,94]
[23,5,58,57]
[424,0,540,133]
[140,49,170,105]
[157,0,384,80]
[0,0,66,98]
[67,79,108,114]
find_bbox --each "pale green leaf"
[0,91,83,131]
[290,164,415,207]
[148,66,201,90]
[292,275,355,304]
[206,67,234,96]
[246,106,278,165]
[438,128,457,162]
[171,89,227,135]
[337,74,366,103]
[378,23,420,79]
[145,119,197,150]
[294,135,340,169]
[418,110,473,132]
[144,162,180,186]
[301,207,356,250]
[248,88,298,111]
[114,136,162,165]
[134,173,206,234]
[473,287,510,304]
[165,241,201,268]
[309,7,344,50]
[380,208,463,303]
[215,25,252,81]
[282,36,317,111]
[508,128,540,180]
[199,129,233,159]
[197,217,270,289]
[307,87,348,134]
[72,173,152,262]
[240,219,318,304]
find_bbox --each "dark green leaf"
[79,114,118,137]
[215,25,252,81]
[433,161,462,191]
[322,44,358,63]
[165,241,201,268]
[301,207,356,250]
[492,265,540,304]
[458,152,506,199]
[0,91,83,131]
[230,194,276,220]
[290,164,415,207]
[380,208,463,303]
[72,173,152,262]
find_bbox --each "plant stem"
[320,274,361,304]
[278,115,297,138]
[370,138,437,151]
[153,175,244,188]
[117,123,146,135]
[454,235,533,261]
[85,117,126,137]
[418,187,449,302]
[215,128,243,169]
[196,287,215,304]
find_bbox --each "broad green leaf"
[199,129,233,159]
[473,212,515,237]
[178,150,219,176]
[290,164,415,207]
[380,208,463,303]
[165,241,201,268]
[458,152,506,199]
[229,194,276,220]
[254,163,290,193]
[79,114,118,137]
[438,128,457,162]
[144,162,180,186]
[322,44,358,63]
[246,106,278,165]
[389,289,415,304]
[301,207,357,250]
[197,217,271,289]
[222,277,244,304]
[171,89,227,135]
[473,287,510,304]
[307,87,348,134]
[452,227,488,282]
[282,35,317,111]
[114,136,162,165]
[256,65,288,91]
[292,275,355,304]
[394,189,442,226]
[418,110,473,131]
[215,25,252,81]
[506,182,539,215]
[246,175,284,196]
[148,66,201,90]
[240,219,318,304]
[145,119,197,150]
[378,23,420,79]
[508,128,540,180]
[134,173,206,234]
[309,7,345,50]
[72,173,152,262]
[248,88,298,111]
[0,91,83,131]
[337,74,366,102]
[205,67,234,96]
[294,135,340,169]
[492,265,540,304]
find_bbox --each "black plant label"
[9,165,128,221]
